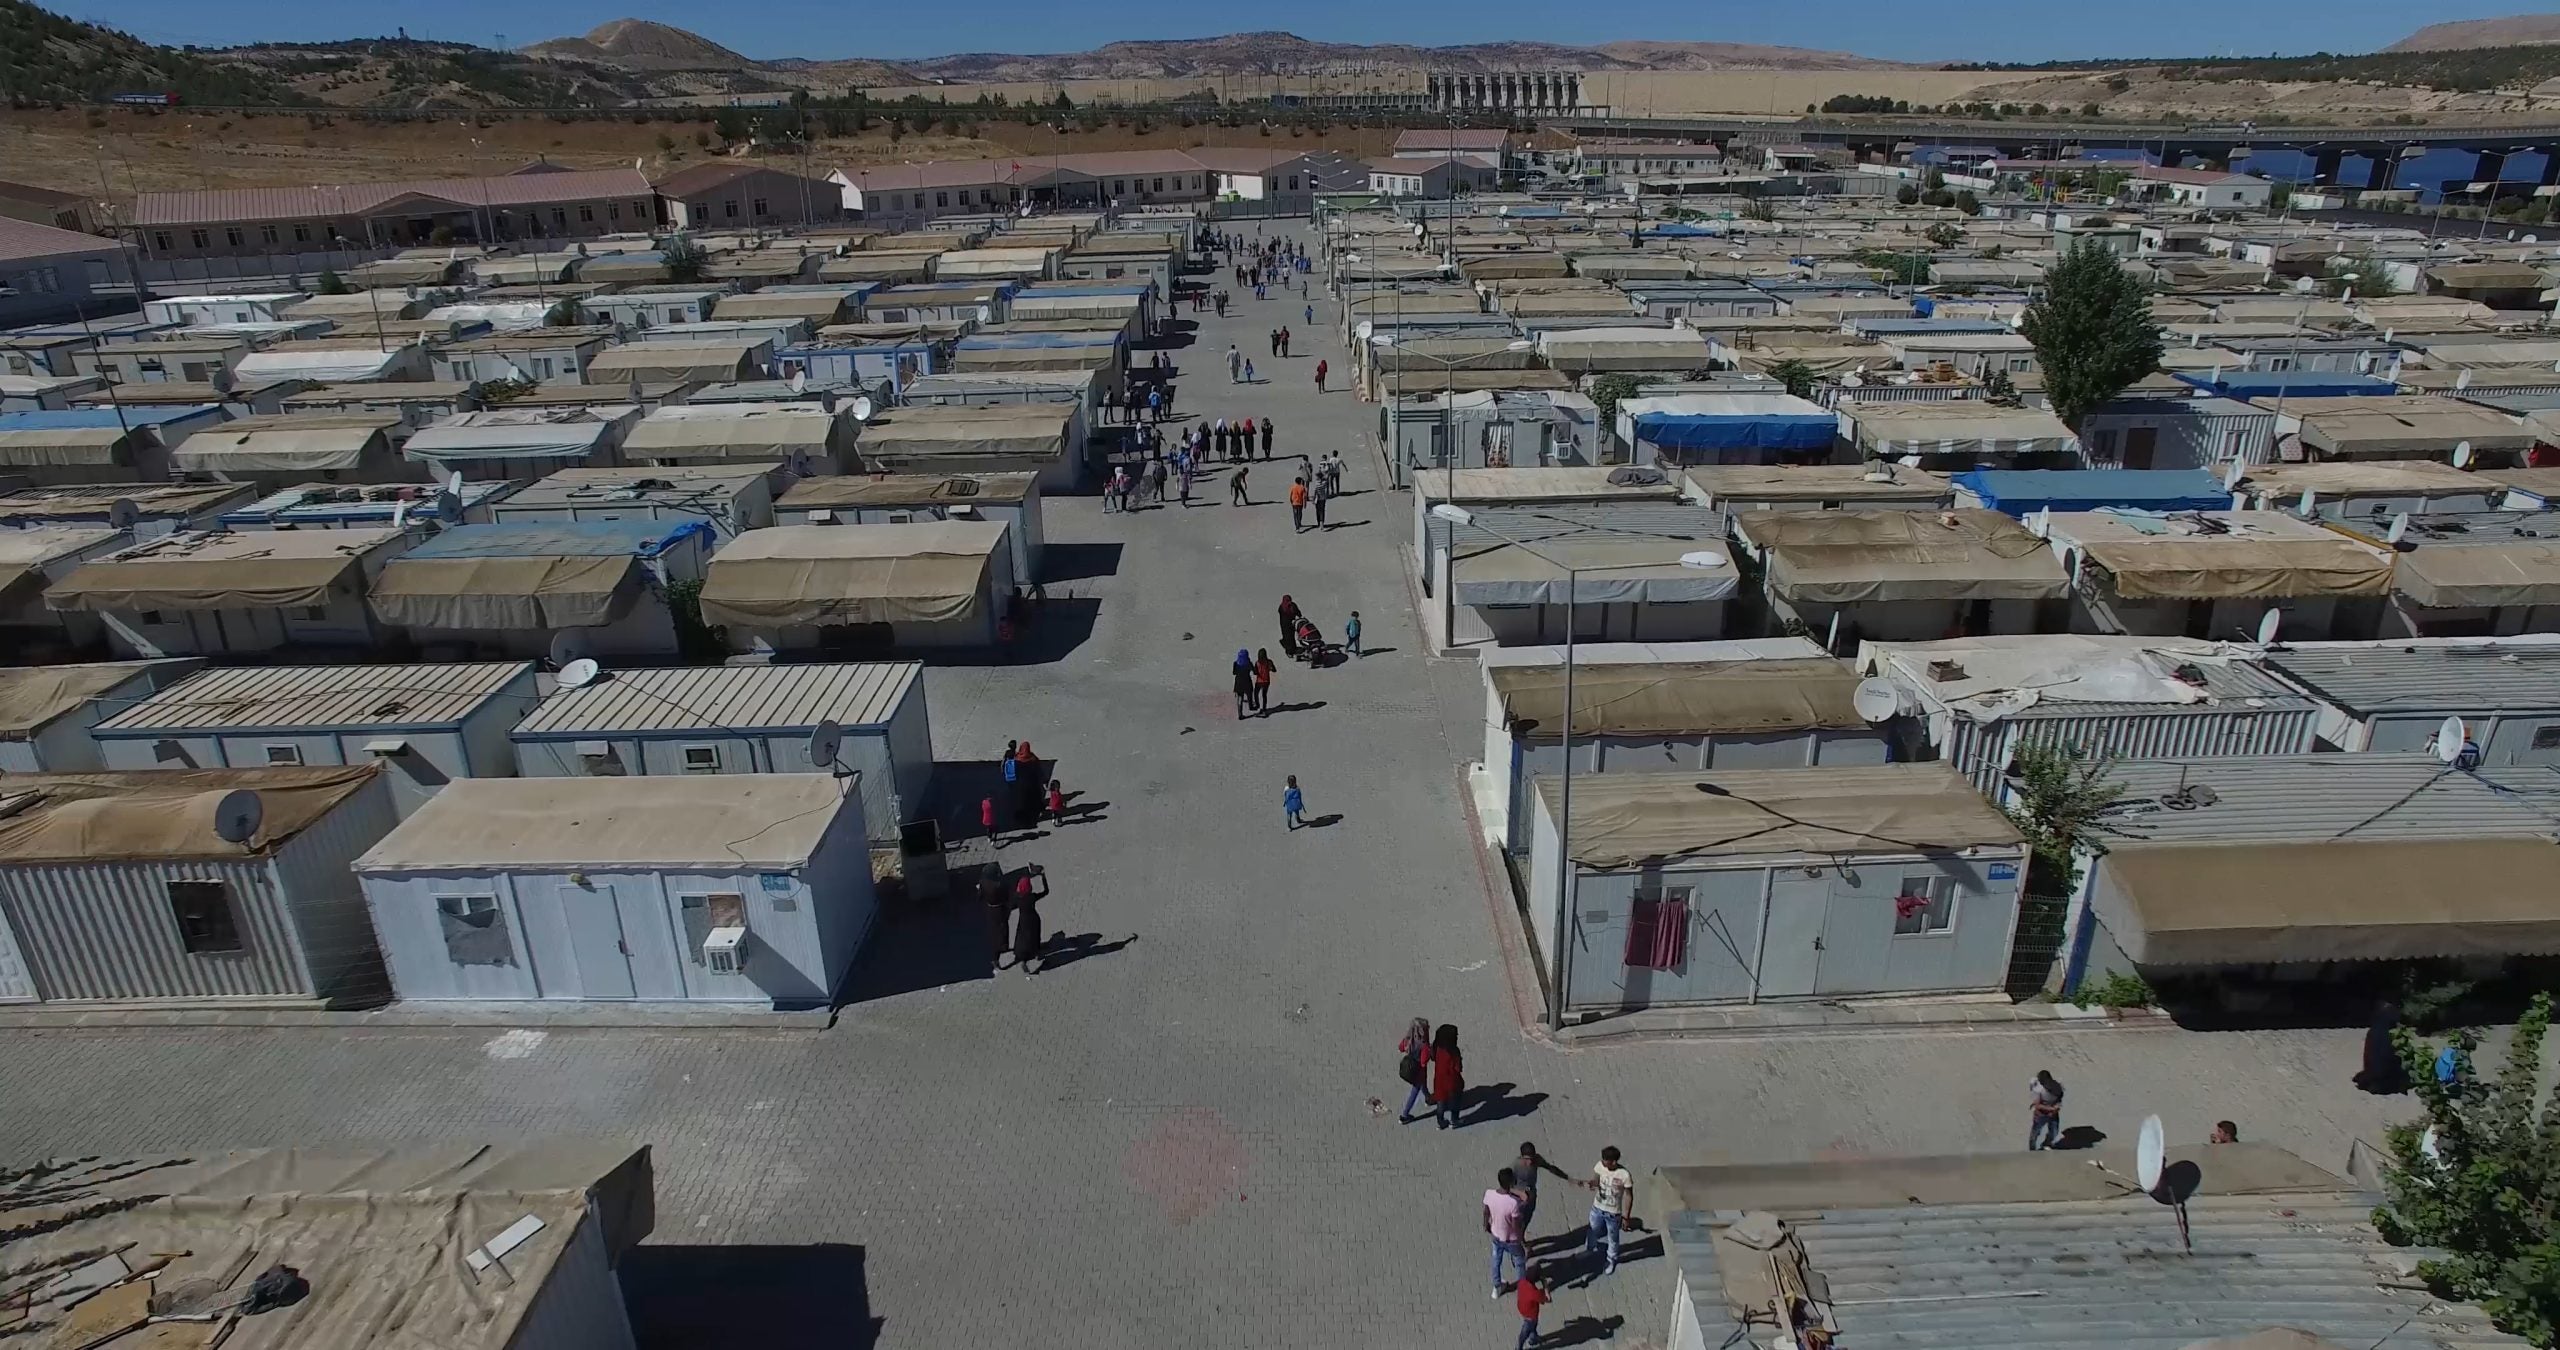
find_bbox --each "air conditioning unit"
[703,925,748,974]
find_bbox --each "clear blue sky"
[47,0,2560,64]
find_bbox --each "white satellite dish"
[2221,460,2244,492]
[2136,1114,2167,1193]
[106,497,139,530]
[2453,440,2476,469]
[1852,678,1901,723]
[557,657,603,691]
[2386,512,2410,545]
[2298,488,2318,516]
[2255,608,2282,645]
[443,469,465,498]
[807,717,845,771]
[850,396,875,422]
[2436,715,2468,764]
[548,628,595,671]
[210,789,263,846]
[788,369,809,395]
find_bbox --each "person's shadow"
[1298,812,1344,829]
[2052,1125,2109,1151]
[1542,1315,1626,1347]
[1457,1082,1546,1126]
[1040,932,1136,972]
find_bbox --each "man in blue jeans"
[1483,1168,1528,1297]
[1582,1146,1633,1280]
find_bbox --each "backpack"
[1397,1038,1424,1085]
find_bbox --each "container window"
[1893,875,1956,936]
[679,893,748,966]
[166,880,243,955]
[681,745,721,774]
[437,894,514,966]
[2534,725,2560,750]
[262,744,303,766]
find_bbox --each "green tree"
[1895,183,1921,206]
[1765,358,1819,399]
[661,234,709,285]
[1588,373,1645,428]
[1742,197,1779,223]
[1999,741,2124,993]
[314,269,350,296]
[2374,992,2560,1347]
[1982,366,2019,403]
[546,296,584,327]
[1954,189,1982,215]
[2022,238,2163,429]
[1924,222,1965,247]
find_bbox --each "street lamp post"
[1430,502,1725,1029]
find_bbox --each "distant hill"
[2388,14,2560,52]
[523,19,754,71]
[894,30,1916,82]
[0,0,300,104]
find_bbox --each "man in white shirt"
[1582,1146,1634,1279]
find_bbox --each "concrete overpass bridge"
[1550,113,2560,190]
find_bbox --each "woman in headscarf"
[1253,648,1275,715]
[1011,866,1048,975]
[1278,595,1302,657]
[1429,1023,1466,1129]
[1232,649,1256,720]
[1014,740,1042,823]
[1396,1016,1434,1123]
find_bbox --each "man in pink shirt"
[1483,1167,1529,1297]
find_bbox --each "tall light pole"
[1430,502,1727,1029]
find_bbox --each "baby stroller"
[1290,615,1343,668]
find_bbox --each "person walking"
[1010,866,1048,975]
[1269,327,1281,357]
[1344,610,1363,658]
[1230,464,1250,506]
[1485,1168,1529,1298]
[1260,416,1274,459]
[1227,344,1242,382]
[1253,648,1274,714]
[2028,1070,2065,1151]
[1178,458,1194,506]
[1513,1141,1571,1246]
[1395,1016,1433,1122]
[1279,326,1291,358]
[1312,473,1330,529]
[1278,595,1302,657]
[998,743,1020,829]
[1513,1274,1550,1350]
[1581,1146,1634,1279]
[1429,1023,1465,1129]
[1288,476,1309,533]
[1243,357,1256,384]
[1282,774,1305,829]
[1231,649,1256,720]
[1314,358,1328,393]
[1045,778,1067,828]
[1147,457,1168,506]
[1013,740,1043,823]
[1304,302,1315,326]
[981,794,1000,841]
[980,866,1012,966]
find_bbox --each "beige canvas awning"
[367,554,640,629]
[1844,403,2078,457]
[1492,658,1863,736]
[859,407,1070,462]
[0,764,381,862]
[47,549,366,611]
[0,425,128,468]
[1536,763,2022,869]
[2097,838,2560,964]
[1737,509,2068,604]
[697,522,1000,627]
[2079,538,2393,599]
[623,407,838,461]
[2395,542,2560,609]
[170,423,393,474]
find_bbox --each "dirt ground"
[0,107,1414,202]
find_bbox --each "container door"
[562,884,637,999]
[1755,874,1828,998]
[1814,877,1896,995]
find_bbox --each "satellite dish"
[391,499,413,529]
[2436,715,2468,764]
[106,497,139,530]
[851,396,876,422]
[2386,512,2410,545]
[434,486,466,525]
[1852,678,1901,723]
[443,469,465,498]
[2453,440,2475,469]
[807,717,845,770]
[2298,488,2318,516]
[2136,1114,2166,1193]
[210,789,263,846]
[2220,460,2244,492]
[548,628,595,671]
[788,369,809,395]
[557,657,603,691]
[2255,608,2282,645]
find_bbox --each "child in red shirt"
[1514,1275,1548,1349]
[1045,780,1066,826]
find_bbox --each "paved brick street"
[0,223,2432,1349]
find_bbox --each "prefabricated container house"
[697,520,1016,654]
[510,662,932,845]
[403,406,639,481]
[0,481,255,538]
[2261,637,2560,765]
[0,525,131,657]
[0,659,200,772]
[44,525,419,659]
[1479,650,1889,855]
[353,775,877,1009]
[490,465,776,539]
[1523,764,2030,1017]
[366,520,713,661]
[1730,508,2073,652]
[0,764,399,1006]
[771,472,1045,582]
[91,662,537,817]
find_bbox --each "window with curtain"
[1624,887,1690,970]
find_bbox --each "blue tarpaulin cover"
[1953,468,2234,517]
[2176,371,2399,399]
[1633,410,1836,452]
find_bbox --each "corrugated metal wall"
[1946,706,2320,792]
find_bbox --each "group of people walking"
[1483,1142,1638,1347]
